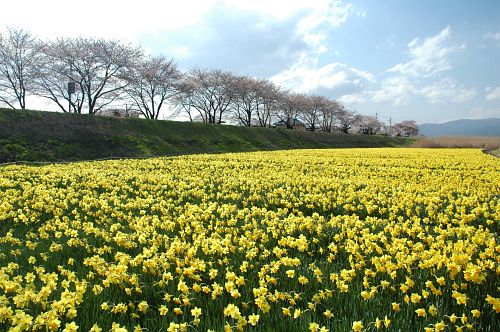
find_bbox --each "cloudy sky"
[2,0,500,123]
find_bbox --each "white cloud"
[296,0,352,31]
[1,0,353,43]
[485,86,500,101]
[371,77,477,106]
[420,79,477,103]
[372,27,470,107]
[387,27,464,77]
[222,1,357,73]
[4,0,353,43]
[293,1,353,55]
[1,0,217,41]
[225,0,330,21]
[267,1,367,94]
[271,56,373,93]
[338,93,367,105]
[371,76,417,106]
[223,0,353,33]
[483,31,500,44]
[1,0,357,71]
[467,106,500,119]
[349,68,374,83]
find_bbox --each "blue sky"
[2,0,500,123]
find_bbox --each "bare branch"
[124,54,180,119]
[0,27,41,109]
[36,37,141,114]
[173,68,237,124]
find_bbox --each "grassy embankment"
[0,108,414,163]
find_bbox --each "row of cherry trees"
[0,27,418,135]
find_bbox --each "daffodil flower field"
[0,148,499,332]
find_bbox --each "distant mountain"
[419,118,500,137]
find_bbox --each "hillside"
[0,108,413,163]
[419,118,500,137]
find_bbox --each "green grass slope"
[0,108,414,163]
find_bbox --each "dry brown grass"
[413,136,500,150]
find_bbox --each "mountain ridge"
[419,118,500,137]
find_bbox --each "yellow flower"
[384,316,390,328]
[471,309,480,318]
[400,284,409,293]
[452,291,467,305]
[293,308,302,319]
[67,308,77,319]
[375,318,383,329]
[434,321,446,331]
[436,276,445,286]
[137,301,148,313]
[361,291,371,300]
[309,322,320,332]
[111,303,127,314]
[159,305,168,315]
[323,309,333,319]
[93,285,103,295]
[48,318,61,331]
[111,323,128,332]
[209,269,218,279]
[191,307,202,318]
[230,289,241,299]
[282,307,291,316]
[486,295,500,313]
[410,293,422,303]
[298,276,309,284]
[415,308,426,317]
[89,324,102,332]
[428,304,438,316]
[352,321,363,331]
[223,304,241,319]
[2,149,498,332]
[163,272,173,282]
[177,280,189,294]
[248,314,259,326]
[63,322,79,332]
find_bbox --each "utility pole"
[375,112,378,120]
[389,117,392,136]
